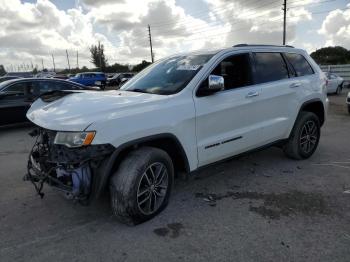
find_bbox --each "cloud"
[80,0,125,7]
[318,8,350,48]
[0,0,317,71]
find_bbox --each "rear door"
[251,51,299,143]
[0,82,32,125]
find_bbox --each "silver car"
[326,72,344,94]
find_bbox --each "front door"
[194,53,266,167]
[0,82,31,125]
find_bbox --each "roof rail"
[233,44,294,48]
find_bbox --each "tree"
[104,63,129,73]
[132,60,151,72]
[0,65,6,76]
[310,46,350,65]
[89,41,108,71]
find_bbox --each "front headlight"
[54,131,96,148]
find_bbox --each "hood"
[27,90,167,131]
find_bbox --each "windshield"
[121,54,214,95]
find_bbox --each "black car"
[107,73,134,87]
[0,78,92,126]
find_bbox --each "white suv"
[26,45,327,224]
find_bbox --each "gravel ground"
[0,91,350,262]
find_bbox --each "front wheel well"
[300,100,325,126]
[111,135,190,175]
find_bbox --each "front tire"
[284,112,320,160]
[110,147,174,225]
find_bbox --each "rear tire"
[284,112,320,160]
[110,147,174,225]
[336,85,342,95]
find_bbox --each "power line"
[175,6,349,44]
[151,0,334,38]
[151,0,281,30]
[289,0,336,9]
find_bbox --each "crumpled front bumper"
[25,128,115,202]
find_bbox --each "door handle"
[290,82,301,88]
[246,91,259,98]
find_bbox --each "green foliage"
[104,63,129,73]
[89,42,108,70]
[132,60,152,72]
[0,65,6,76]
[310,46,350,65]
[60,60,151,74]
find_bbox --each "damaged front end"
[25,128,115,203]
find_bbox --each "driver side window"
[211,53,252,91]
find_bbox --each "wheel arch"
[91,133,190,200]
[299,99,325,126]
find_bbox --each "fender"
[298,98,325,126]
[90,133,190,200]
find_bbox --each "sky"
[0,0,349,71]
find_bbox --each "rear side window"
[38,81,81,92]
[253,52,289,84]
[3,82,26,94]
[285,53,314,77]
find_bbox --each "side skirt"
[191,139,287,175]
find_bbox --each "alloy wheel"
[299,120,318,154]
[137,162,169,215]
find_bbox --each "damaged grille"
[25,127,115,202]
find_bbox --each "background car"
[69,72,106,89]
[0,78,92,126]
[106,72,134,87]
[325,72,344,94]
[0,76,20,83]
[35,71,56,78]
[5,72,33,78]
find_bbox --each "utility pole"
[148,24,154,63]
[282,0,287,45]
[66,49,71,72]
[76,50,79,69]
[41,59,44,71]
[51,54,56,72]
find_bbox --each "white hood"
[27,90,168,131]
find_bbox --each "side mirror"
[208,75,224,91]
[197,75,224,97]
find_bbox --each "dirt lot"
[1,92,350,262]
